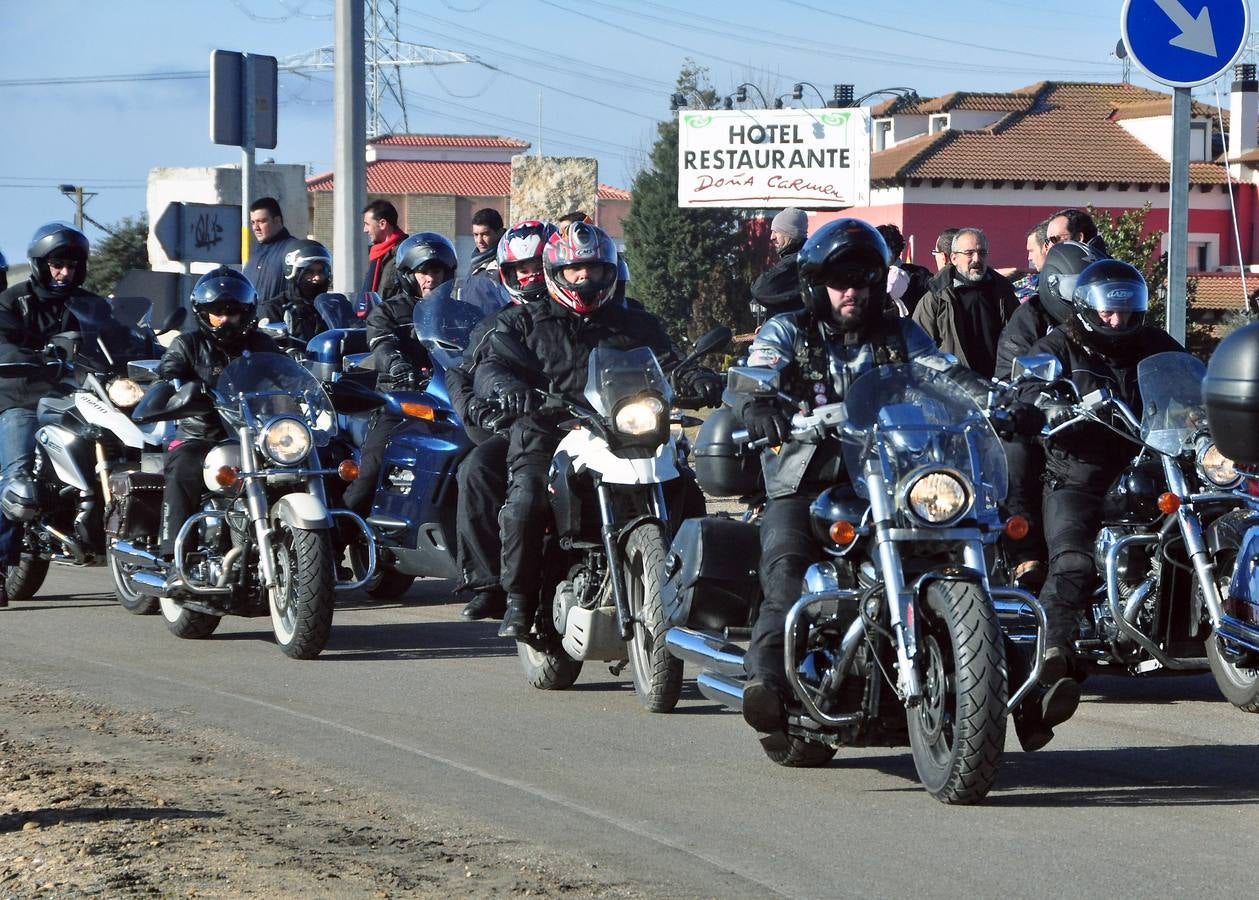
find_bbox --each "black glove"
[1039,398,1076,431]
[387,354,416,388]
[464,397,498,430]
[743,402,791,446]
[493,380,535,418]
[678,367,724,408]
[992,401,1046,439]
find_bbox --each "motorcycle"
[118,351,378,658]
[1020,350,1259,699]
[663,358,1046,804]
[487,327,728,713]
[0,298,183,606]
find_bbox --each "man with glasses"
[911,227,1018,378]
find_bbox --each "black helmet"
[1038,240,1104,324]
[282,239,332,300]
[796,218,891,331]
[1070,259,1148,354]
[0,247,7,293]
[27,222,90,292]
[395,232,457,298]
[191,266,258,348]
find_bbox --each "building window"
[1190,121,1208,161]
[875,120,893,151]
[929,114,949,134]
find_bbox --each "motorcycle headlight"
[613,396,664,436]
[106,377,145,410]
[904,469,971,525]
[259,417,312,465]
[1197,442,1240,488]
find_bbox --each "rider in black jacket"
[155,268,277,582]
[256,239,332,344]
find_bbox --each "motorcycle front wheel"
[624,522,683,713]
[5,554,49,605]
[1201,541,1259,713]
[907,579,1007,805]
[270,523,336,659]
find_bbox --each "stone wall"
[510,156,597,223]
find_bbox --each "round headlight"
[613,396,664,436]
[1198,442,1240,487]
[906,470,970,524]
[260,417,312,465]
[106,377,145,410]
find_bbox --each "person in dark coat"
[467,207,505,277]
[361,200,407,297]
[751,208,808,314]
[877,223,932,316]
[257,239,333,344]
[244,198,297,303]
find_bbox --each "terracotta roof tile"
[916,92,1037,114]
[307,159,630,201]
[369,134,530,149]
[1191,272,1255,310]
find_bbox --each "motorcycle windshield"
[412,278,507,370]
[583,346,672,417]
[840,361,1007,507]
[214,351,336,445]
[313,292,360,331]
[70,297,159,371]
[1137,351,1208,456]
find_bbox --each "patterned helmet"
[542,221,618,314]
[497,220,558,304]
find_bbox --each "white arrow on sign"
[1153,0,1218,57]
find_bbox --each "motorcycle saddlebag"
[1204,321,1259,463]
[661,515,761,630]
[104,469,165,540]
[692,407,762,498]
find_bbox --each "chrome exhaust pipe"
[665,627,745,678]
[111,539,162,570]
[697,671,743,710]
[129,571,167,598]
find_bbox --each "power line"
[0,70,205,87]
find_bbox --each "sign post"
[1121,0,1251,343]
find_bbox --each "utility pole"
[58,184,95,231]
[333,0,367,294]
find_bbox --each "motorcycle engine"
[552,563,600,633]
[1092,526,1155,645]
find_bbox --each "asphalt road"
[4,563,1258,898]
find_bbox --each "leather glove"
[493,380,535,418]
[991,401,1045,440]
[743,402,791,446]
[1039,397,1077,431]
[387,354,415,388]
[464,397,497,430]
[679,368,724,408]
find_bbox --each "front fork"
[597,482,669,641]
[239,425,279,599]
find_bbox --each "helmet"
[1038,240,1104,324]
[542,221,619,314]
[796,218,891,330]
[395,232,457,298]
[283,239,331,286]
[27,222,90,293]
[191,266,258,348]
[1070,259,1148,353]
[496,220,557,304]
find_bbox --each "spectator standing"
[467,208,506,277]
[877,223,932,315]
[1012,219,1051,304]
[750,207,808,314]
[361,200,408,297]
[1048,207,1109,256]
[911,227,1018,378]
[931,227,960,273]
[243,197,297,302]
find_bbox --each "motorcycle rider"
[474,221,721,639]
[154,267,278,590]
[447,219,557,621]
[1024,260,1182,706]
[730,218,1049,747]
[256,239,333,344]
[0,223,110,601]
[343,232,458,517]
[0,248,7,293]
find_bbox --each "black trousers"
[343,410,402,517]
[160,439,214,557]
[456,432,509,594]
[498,448,553,600]
[1039,486,1104,647]
[1002,437,1047,567]
[746,492,818,691]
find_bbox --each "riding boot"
[463,589,507,621]
[1013,677,1081,752]
[497,593,533,639]
[742,680,788,736]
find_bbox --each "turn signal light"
[400,402,435,420]
[1003,515,1030,541]
[829,520,856,545]
[215,465,240,488]
[1157,492,1181,515]
[338,459,360,482]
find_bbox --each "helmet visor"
[1075,278,1148,315]
[821,263,884,292]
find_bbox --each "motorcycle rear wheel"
[762,734,837,768]
[159,596,220,639]
[624,523,683,713]
[5,554,49,605]
[907,579,1007,805]
[108,546,158,615]
[1202,545,1259,712]
[366,569,416,600]
[270,524,336,659]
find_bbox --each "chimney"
[1229,63,1258,162]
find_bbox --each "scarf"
[367,229,405,291]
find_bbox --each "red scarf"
[368,229,405,291]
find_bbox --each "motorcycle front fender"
[271,492,333,530]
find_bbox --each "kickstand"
[608,660,627,676]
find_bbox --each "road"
[3,563,1257,898]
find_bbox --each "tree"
[623,61,755,343]
[84,215,149,296]
[1088,202,1173,326]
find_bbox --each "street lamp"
[58,184,94,231]
[733,82,769,108]
[793,82,830,108]
[670,89,712,111]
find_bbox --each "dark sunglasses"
[825,266,884,291]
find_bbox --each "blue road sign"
[1121,0,1251,87]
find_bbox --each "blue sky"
[0,0,1232,273]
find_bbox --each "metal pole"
[73,186,84,231]
[334,0,367,293]
[242,55,257,272]
[1167,86,1190,344]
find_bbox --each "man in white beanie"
[751,207,808,313]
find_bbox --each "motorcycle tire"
[366,569,415,600]
[4,555,49,605]
[270,523,336,660]
[762,734,837,768]
[108,546,159,615]
[517,603,583,691]
[907,579,1007,805]
[624,523,683,713]
[159,596,220,639]
[1202,543,1259,713]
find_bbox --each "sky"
[0,0,1245,271]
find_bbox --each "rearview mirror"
[725,366,781,396]
[157,306,188,335]
[1012,353,1062,384]
[259,321,289,340]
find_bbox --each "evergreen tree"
[84,215,149,296]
